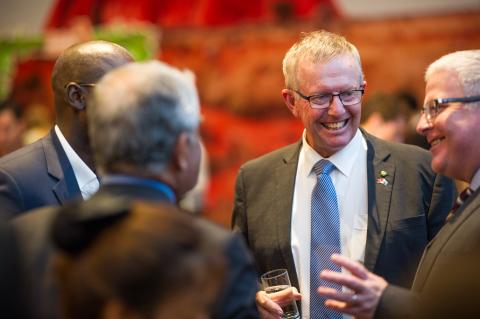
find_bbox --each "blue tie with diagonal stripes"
[310,159,342,319]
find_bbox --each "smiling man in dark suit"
[317,50,480,319]
[232,30,456,319]
[0,41,133,218]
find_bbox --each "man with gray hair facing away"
[87,60,259,319]
[13,60,259,319]
[317,50,480,319]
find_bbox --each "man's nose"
[416,112,432,135]
[327,95,346,115]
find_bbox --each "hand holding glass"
[260,269,300,319]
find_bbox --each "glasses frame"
[421,95,480,124]
[293,87,365,109]
[64,82,96,89]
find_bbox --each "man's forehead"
[425,70,463,96]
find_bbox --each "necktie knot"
[313,159,335,176]
[453,187,473,212]
[446,187,473,222]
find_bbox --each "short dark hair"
[52,199,225,319]
[361,93,412,124]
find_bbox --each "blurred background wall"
[1,0,479,226]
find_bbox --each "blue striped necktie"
[310,159,342,319]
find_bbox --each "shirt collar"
[100,174,177,203]
[54,125,97,188]
[301,129,366,177]
[470,168,480,191]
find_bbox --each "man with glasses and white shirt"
[0,41,133,218]
[232,30,456,319]
[317,50,480,319]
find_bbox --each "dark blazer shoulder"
[365,132,431,165]
[0,137,46,172]
[364,132,437,182]
[240,141,301,172]
[195,216,259,319]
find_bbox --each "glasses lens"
[310,94,332,108]
[340,90,362,105]
[422,100,438,122]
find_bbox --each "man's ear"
[362,80,367,91]
[65,83,87,111]
[282,89,298,117]
[173,132,190,172]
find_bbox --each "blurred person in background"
[51,200,226,319]
[398,91,430,150]
[0,41,133,217]
[0,99,26,157]
[360,93,412,143]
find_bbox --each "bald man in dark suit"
[0,41,133,218]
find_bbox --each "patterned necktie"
[310,160,342,319]
[446,187,473,222]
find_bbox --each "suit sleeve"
[427,173,456,240]
[0,168,24,218]
[375,284,419,319]
[232,167,248,242]
[212,234,260,319]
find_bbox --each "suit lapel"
[45,129,81,204]
[274,141,302,288]
[364,133,396,272]
[413,189,480,291]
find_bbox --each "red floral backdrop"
[46,0,338,28]
[8,1,480,226]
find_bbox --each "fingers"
[258,307,283,319]
[320,269,365,293]
[330,254,369,280]
[256,291,283,318]
[317,286,358,304]
[291,287,302,301]
[324,299,365,317]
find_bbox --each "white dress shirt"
[291,129,368,319]
[470,169,480,191]
[55,125,99,199]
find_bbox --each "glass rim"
[260,268,289,280]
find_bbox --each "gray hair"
[282,30,364,89]
[426,50,480,105]
[88,60,200,174]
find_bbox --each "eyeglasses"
[421,95,480,124]
[293,87,365,109]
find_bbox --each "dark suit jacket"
[376,187,480,319]
[0,221,32,319]
[13,182,259,319]
[0,129,81,218]
[232,132,456,294]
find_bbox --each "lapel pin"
[376,178,389,186]
[377,170,389,186]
